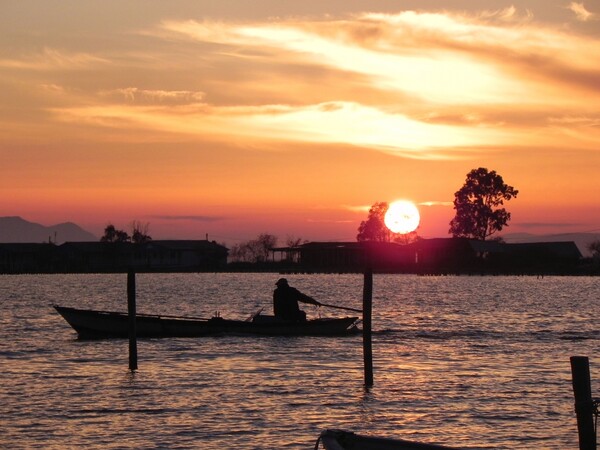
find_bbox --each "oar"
[318,302,362,313]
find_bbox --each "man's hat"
[275,278,288,286]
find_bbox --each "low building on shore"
[0,237,584,274]
[0,240,229,273]
[273,238,583,274]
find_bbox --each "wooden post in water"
[127,270,138,371]
[570,356,595,450]
[362,268,374,387]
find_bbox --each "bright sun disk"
[384,200,420,234]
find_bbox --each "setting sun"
[384,200,420,234]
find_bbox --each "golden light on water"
[384,200,420,234]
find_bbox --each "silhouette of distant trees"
[357,202,419,244]
[449,168,518,241]
[284,235,309,263]
[100,221,152,243]
[285,235,308,248]
[131,220,152,244]
[394,230,419,245]
[588,240,600,259]
[229,233,278,263]
[100,224,130,243]
[228,234,310,263]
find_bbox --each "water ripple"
[0,273,598,449]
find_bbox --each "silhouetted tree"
[100,225,116,242]
[229,233,278,263]
[449,168,518,240]
[100,224,130,243]
[285,235,308,263]
[286,235,307,248]
[131,220,152,244]
[229,242,249,262]
[100,221,153,243]
[588,240,600,259]
[251,233,278,262]
[393,230,419,245]
[357,202,391,242]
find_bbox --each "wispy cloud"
[342,201,453,212]
[418,201,453,207]
[342,205,371,213]
[477,5,533,22]
[151,215,226,222]
[53,101,509,159]
[0,47,109,70]
[162,14,526,105]
[514,221,583,229]
[306,218,356,224]
[100,88,206,104]
[568,2,595,21]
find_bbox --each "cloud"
[100,87,206,104]
[52,100,510,159]
[343,202,454,212]
[158,12,600,105]
[306,218,356,224]
[418,201,453,207]
[151,215,226,222]
[163,15,526,106]
[0,47,109,70]
[568,2,595,21]
[38,10,600,158]
[40,84,67,94]
[514,221,583,229]
[343,205,371,213]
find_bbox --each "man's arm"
[296,290,321,306]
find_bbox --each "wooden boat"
[54,305,360,339]
[317,429,461,450]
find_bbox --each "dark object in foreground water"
[54,305,360,339]
[316,429,461,450]
[127,270,137,371]
[570,356,597,450]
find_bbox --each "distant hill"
[0,216,97,244]
[501,232,600,257]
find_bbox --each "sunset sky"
[2,1,599,245]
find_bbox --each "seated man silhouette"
[273,278,321,322]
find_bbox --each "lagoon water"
[1,273,598,449]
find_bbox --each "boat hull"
[54,306,360,339]
[318,430,460,450]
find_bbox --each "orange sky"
[1,1,600,245]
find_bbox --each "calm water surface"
[1,273,598,449]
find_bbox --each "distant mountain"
[0,216,97,244]
[501,232,600,257]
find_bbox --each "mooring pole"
[127,270,138,371]
[362,268,374,387]
[570,356,596,450]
